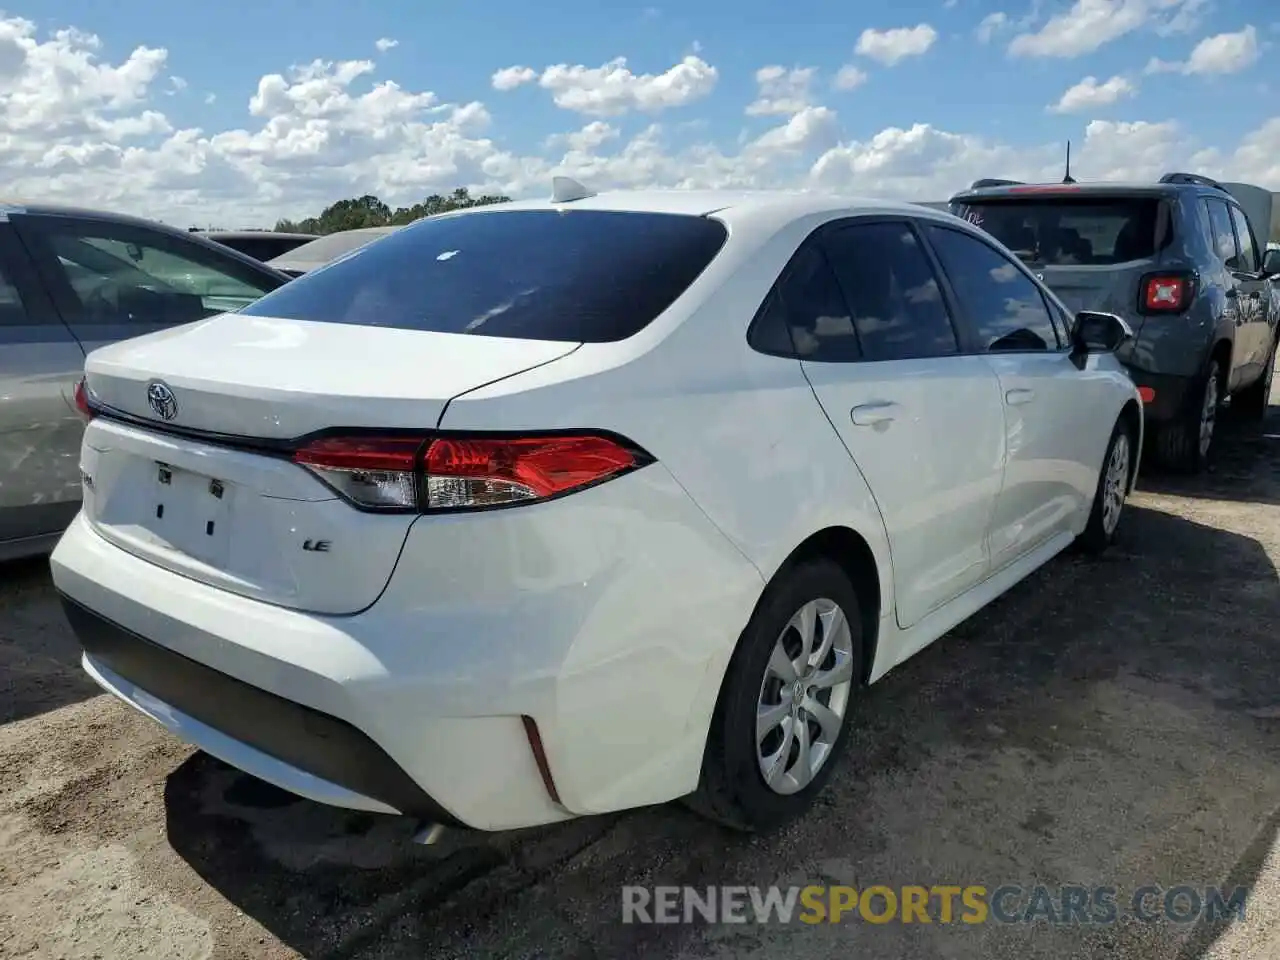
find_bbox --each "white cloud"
[1143,25,1260,75]
[832,65,868,90]
[5,12,1280,230]
[754,106,840,153]
[1009,0,1146,57]
[539,56,719,116]
[491,65,537,91]
[1048,74,1136,113]
[746,65,817,116]
[204,92,216,104]
[1008,0,1206,58]
[166,75,187,94]
[1184,25,1259,74]
[492,56,718,116]
[1143,56,1181,73]
[374,37,398,53]
[976,12,1011,42]
[854,24,938,65]
[1154,0,1208,35]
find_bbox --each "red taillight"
[73,377,96,420]
[424,435,639,509]
[292,432,646,512]
[1140,273,1195,314]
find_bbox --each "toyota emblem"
[146,381,178,421]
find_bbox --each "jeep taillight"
[1140,272,1196,315]
[292,433,651,513]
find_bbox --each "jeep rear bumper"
[1123,367,1193,425]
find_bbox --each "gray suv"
[950,173,1279,472]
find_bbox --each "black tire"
[1077,416,1135,555]
[1234,334,1276,422]
[1154,355,1222,474]
[687,557,864,832]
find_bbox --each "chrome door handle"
[1006,388,1036,405]
[851,401,899,426]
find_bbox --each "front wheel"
[1078,416,1135,554]
[687,558,863,832]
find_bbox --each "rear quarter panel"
[1126,195,1234,381]
[438,207,896,608]
[438,208,898,750]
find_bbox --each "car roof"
[202,230,316,242]
[266,226,402,272]
[425,189,967,233]
[0,199,205,233]
[949,182,1185,203]
[0,200,294,276]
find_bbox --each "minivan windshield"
[242,209,729,343]
[948,196,1162,267]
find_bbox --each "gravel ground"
[2,404,1279,960]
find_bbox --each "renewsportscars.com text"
[622,884,1249,925]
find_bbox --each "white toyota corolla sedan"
[51,182,1142,836]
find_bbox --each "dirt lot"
[3,409,1280,960]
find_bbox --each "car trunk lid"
[80,312,579,614]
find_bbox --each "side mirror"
[1263,248,1280,279]
[1071,311,1133,365]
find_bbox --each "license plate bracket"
[149,461,233,565]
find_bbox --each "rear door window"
[16,216,285,333]
[1204,199,1240,268]
[1227,204,1259,273]
[749,244,860,362]
[240,210,729,343]
[821,221,959,361]
[948,197,1162,266]
[925,224,1061,352]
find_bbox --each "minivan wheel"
[1155,358,1221,474]
[1077,417,1134,554]
[687,558,863,832]
[1234,335,1276,422]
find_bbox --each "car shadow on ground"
[1139,405,1280,506]
[0,556,99,725]
[162,486,1280,959]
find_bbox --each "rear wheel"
[1234,335,1276,422]
[688,558,862,831]
[1155,356,1222,474]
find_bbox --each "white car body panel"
[802,355,1005,629]
[51,189,1143,831]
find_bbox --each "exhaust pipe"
[412,821,448,846]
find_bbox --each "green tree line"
[272,187,511,235]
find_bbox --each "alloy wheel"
[1198,371,1218,458]
[1101,432,1130,536]
[756,598,855,795]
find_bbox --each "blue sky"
[6,0,1278,224]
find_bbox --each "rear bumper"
[1122,366,1193,425]
[65,596,457,822]
[51,463,764,831]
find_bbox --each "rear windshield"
[947,197,1163,266]
[240,210,729,342]
[271,229,399,267]
[216,236,311,262]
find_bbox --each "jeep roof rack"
[1158,172,1226,191]
[969,178,1024,190]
